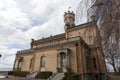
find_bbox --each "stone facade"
[13,11,106,80]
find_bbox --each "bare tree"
[76,0,120,73]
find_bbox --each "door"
[57,52,67,72]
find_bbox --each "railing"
[17,49,33,54]
[47,73,57,80]
[17,37,81,54]
[33,37,81,49]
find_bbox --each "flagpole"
[68,6,71,11]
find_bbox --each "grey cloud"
[0,0,80,68]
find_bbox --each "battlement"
[64,10,75,17]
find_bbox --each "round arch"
[40,56,46,71]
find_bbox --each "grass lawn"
[109,73,120,77]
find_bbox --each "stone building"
[13,11,106,80]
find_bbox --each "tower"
[64,11,75,30]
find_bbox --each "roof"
[32,22,92,44]
[17,36,89,55]
[17,49,33,55]
[33,33,65,44]
[66,22,92,32]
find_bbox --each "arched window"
[89,36,94,45]
[93,58,97,68]
[40,56,46,71]
[40,56,46,68]
[29,58,33,69]
[17,57,23,71]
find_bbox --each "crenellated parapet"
[17,49,33,54]
[64,10,75,30]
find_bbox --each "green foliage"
[8,71,29,77]
[35,71,53,79]
[71,74,79,80]
[14,71,29,77]
[109,72,120,77]
[8,71,14,75]
[63,72,81,80]
[119,67,120,74]
[63,77,67,80]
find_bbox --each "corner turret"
[64,11,75,30]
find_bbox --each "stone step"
[26,71,38,78]
[48,73,64,80]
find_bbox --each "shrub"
[63,72,81,80]
[119,67,120,74]
[10,71,29,77]
[63,77,67,80]
[71,74,79,80]
[35,71,53,79]
[8,71,14,75]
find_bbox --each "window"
[29,58,33,69]
[89,36,94,45]
[62,54,66,67]
[18,61,22,68]
[40,56,46,71]
[93,58,97,68]
[40,56,46,68]
[17,57,23,69]
[86,54,91,69]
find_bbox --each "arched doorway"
[40,56,46,71]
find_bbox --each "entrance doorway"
[57,52,69,72]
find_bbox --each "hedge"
[71,74,79,80]
[119,68,120,74]
[35,71,53,79]
[8,71,29,77]
[63,72,81,80]
[8,71,14,75]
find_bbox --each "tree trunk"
[112,59,118,73]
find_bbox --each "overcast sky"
[0,0,84,69]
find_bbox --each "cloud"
[25,0,80,39]
[25,7,66,40]
[0,46,19,68]
[0,0,32,30]
[0,0,80,69]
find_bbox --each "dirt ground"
[0,71,45,80]
[0,76,44,80]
